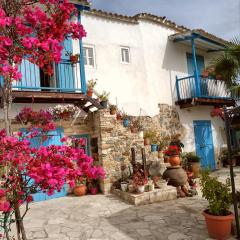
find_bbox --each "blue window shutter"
[56,37,75,91]
[0,76,3,87]
[18,58,40,90]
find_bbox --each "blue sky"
[90,0,240,40]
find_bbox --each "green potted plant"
[143,130,156,146]
[157,135,170,158]
[150,135,158,152]
[200,171,233,239]
[87,79,97,97]
[185,152,201,178]
[99,91,110,109]
[109,105,117,115]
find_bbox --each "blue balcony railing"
[176,75,232,101]
[12,59,84,93]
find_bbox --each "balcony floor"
[175,97,235,109]
[8,91,103,112]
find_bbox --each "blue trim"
[176,76,180,100]
[12,85,83,91]
[78,12,87,94]
[72,134,91,156]
[191,39,201,97]
[74,4,90,11]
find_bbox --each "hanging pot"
[169,155,181,166]
[123,119,129,127]
[70,55,79,64]
[151,144,158,152]
[144,137,150,146]
[73,185,87,196]
[100,100,108,109]
[202,210,233,240]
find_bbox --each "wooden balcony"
[175,75,235,108]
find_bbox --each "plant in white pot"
[132,170,147,193]
[200,171,233,240]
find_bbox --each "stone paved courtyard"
[9,168,240,240]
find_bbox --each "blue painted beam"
[172,35,197,43]
[78,12,87,94]
[176,76,180,100]
[191,38,201,97]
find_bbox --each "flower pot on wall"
[100,101,108,109]
[138,185,145,193]
[169,155,181,166]
[138,131,144,138]
[73,185,87,196]
[202,210,233,240]
[110,109,116,115]
[121,182,128,192]
[123,119,129,127]
[151,144,158,152]
[144,138,150,146]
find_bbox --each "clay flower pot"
[144,138,150,146]
[110,109,116,115]
[87,89,93,97]
[189,162,200,178]
[73,185,87,196]
[202,210,234,240]
[169,155,181,166]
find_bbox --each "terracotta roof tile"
[86,9,227,44]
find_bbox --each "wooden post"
[131,147,136,173]
[141,147,146,173]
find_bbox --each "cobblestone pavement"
[13,168,240,239]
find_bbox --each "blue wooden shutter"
[18,58,40,91]
[56,37,75,91]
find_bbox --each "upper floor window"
[83,46,95,67]
[121,47,130,63]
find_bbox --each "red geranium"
[164,145,181,156]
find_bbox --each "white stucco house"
[79,9,237,169]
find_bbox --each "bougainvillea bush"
[0,0,86,135]
[0,129,105,240]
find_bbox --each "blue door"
[187,53,207,96]
[56,37,75,91]
[26,128,67,202]
[193,120,215,170]
[18,58,40,90]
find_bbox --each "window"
[83,46,95,67]
[121,47,130,63]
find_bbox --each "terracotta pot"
[169,155,181,166]
[202,210,234,240]
[87,89,93,97]
[90,187,98,195]
[70,55,79,64]
[73,185,87,196]
[110,109,116,115]
[144,138,150,146]
[116,114,122,120]
[189,162,200,178]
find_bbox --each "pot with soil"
[201,171,234,240]
[169,155,181,166]
[73,184,87,196]
[185,152,201,178]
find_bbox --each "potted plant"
[151,137,158,152]
[70,53,80,64]
[109,105,117,115]
[99,91,110,109]
[87,79,97,97]
[132,171,147,193]
[122,113,130,127]
[116,111,122,121]
[200,171,233,240]
[185,152,201,178]
[143,130,156,146]
[88,180,99,195]
[157,135,170,158]
[164,145,181,166]
[73,177,87,196]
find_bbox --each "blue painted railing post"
[176,76,180,100]
[78,11,87,94]
[191,38,201,97]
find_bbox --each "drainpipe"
[191,38,201,97]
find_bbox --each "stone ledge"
[112,187,177,206]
